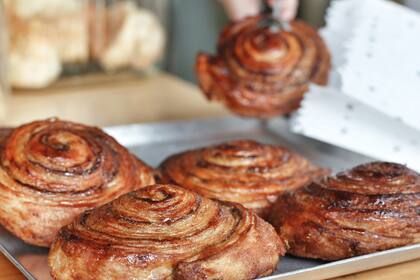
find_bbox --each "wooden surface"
[0,72,419,280]
[1,71,229,127]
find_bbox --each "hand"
[220,0,299,22]
[268,0,299,22]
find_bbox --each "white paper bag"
[291,0,420,171]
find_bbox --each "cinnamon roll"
[0,118,154,247]
[49,184,284,280]
[269,162,420,260]
[196,16,330,118]
[159,140,326,218]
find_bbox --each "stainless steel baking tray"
[1,117,419,280]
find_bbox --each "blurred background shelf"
[1,71,228,126]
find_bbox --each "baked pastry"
[4,0,84,19]
[196,16,330,118]
[5,0,88,88]
[49,184,285,280]
[0,118,154,247]
[8,19,62,89]
[5,0,165,89]
[6,0,89,64]
[269,162,420,260]
[159,140,326,218]
[92,1,165,71]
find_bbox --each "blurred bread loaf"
[96,1,166,71]
[7,12,62,88]
[5,0,89,64]
[130,8,165,70]
[9,34,62,89]
[4,0,165,89]
[4,0,84,19]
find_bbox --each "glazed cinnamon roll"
[0,118,154,247]
[196,16,330,118]
[49,184,284,280]
[159,140,326,218]
[269,162,420,260]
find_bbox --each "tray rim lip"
[261,243,420,280]
[0,243,36,280]
[104,115,258,131]
[0,116,419,279]
[102,116,266,146]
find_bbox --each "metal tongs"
[257,0,291,125]
[259,0,291,32]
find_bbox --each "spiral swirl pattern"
[48,184,284,280]
[159,140,326,218]
[0,118,154,247]
[269,162,420,260]
[196,16,330,118]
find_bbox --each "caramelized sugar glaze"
[196,16,330,117]
[160,140,326,218]
[270,162,420,260]
[49,184,285,280]
[0,119,154,246]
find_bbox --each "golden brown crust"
[195,16,330,118]
[48,184,284,280]
[269,162,420,260]
[0,118,154,247]
[159,140,326,218]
